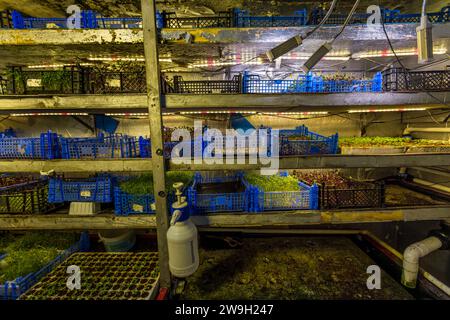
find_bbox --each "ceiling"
[0,0,448,18]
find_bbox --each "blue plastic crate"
[61,134,140,159]
[113,178,191,216]
[11,10,162,30]
[0,128,16,138]
[113,189,180,215]
[0,131,60,159]
[384,6,450,24]
[279,125,339,156]
[139,137,207,159]
[235,9,307,27]
[138,138,179,159]
[243,72,383,94]
[248,176,319,212]
[48,176,114,203]
[188,173,252,214]
[0,232,90,300]
[95,16,142,29]
[11,10,68,29]
[114,187,156,215]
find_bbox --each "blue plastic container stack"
[0,232,90,300]
[61,134,141,159]
[0,131,60,159]
[279,125,339,156]
[48,176,114,203]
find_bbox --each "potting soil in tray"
[179,237,413,300]
[195,181,245,194]
[20,252,160,300]
[385,185,448,207]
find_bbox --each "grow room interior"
[0,0,449,301]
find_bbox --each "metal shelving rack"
[0,0,449,291]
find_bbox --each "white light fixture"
[301,0,360,73]
[265,0,339,61]
[417,0,434,64]
[301,42,333,73]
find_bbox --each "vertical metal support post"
[141,0,171,289]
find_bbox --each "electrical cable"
[304,0,339,39]
[378,0,450,112]
[191,0,339,72]
[0,116,10,124]
[330,0,360,43]
[427,110,443,125]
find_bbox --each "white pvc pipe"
[402,236,442,288]
[403,127,450,135]
[413,178,450,194]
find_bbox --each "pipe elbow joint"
[403,245,421,265]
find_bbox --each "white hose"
[402,236,442,288]
[422,0,428,17]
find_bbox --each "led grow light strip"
[11,113,89,116]
[284,55,350,61]
[348,108,427,113]
[27,63,93,69]
[105,113,149,116]
[188,60,264,69]
[262,112,329,115]
[180,111,258,115]
[353,48,447,59]
[87,56,172,63]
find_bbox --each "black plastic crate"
[319,181,385,210]
[0,180,57,214]
[383,68,450,92]
[172,75,242,94]
[162,11,233,28]
[83,70,146,94]
[8,67,84,95]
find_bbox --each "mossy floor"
[180,236,413,300]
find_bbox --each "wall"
[1,109,449,139]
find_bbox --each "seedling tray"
[292,170,385,210]
[188,173,252,214]
[21,252,160,300]
[195,181,246,194]
[0,233,88,300]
